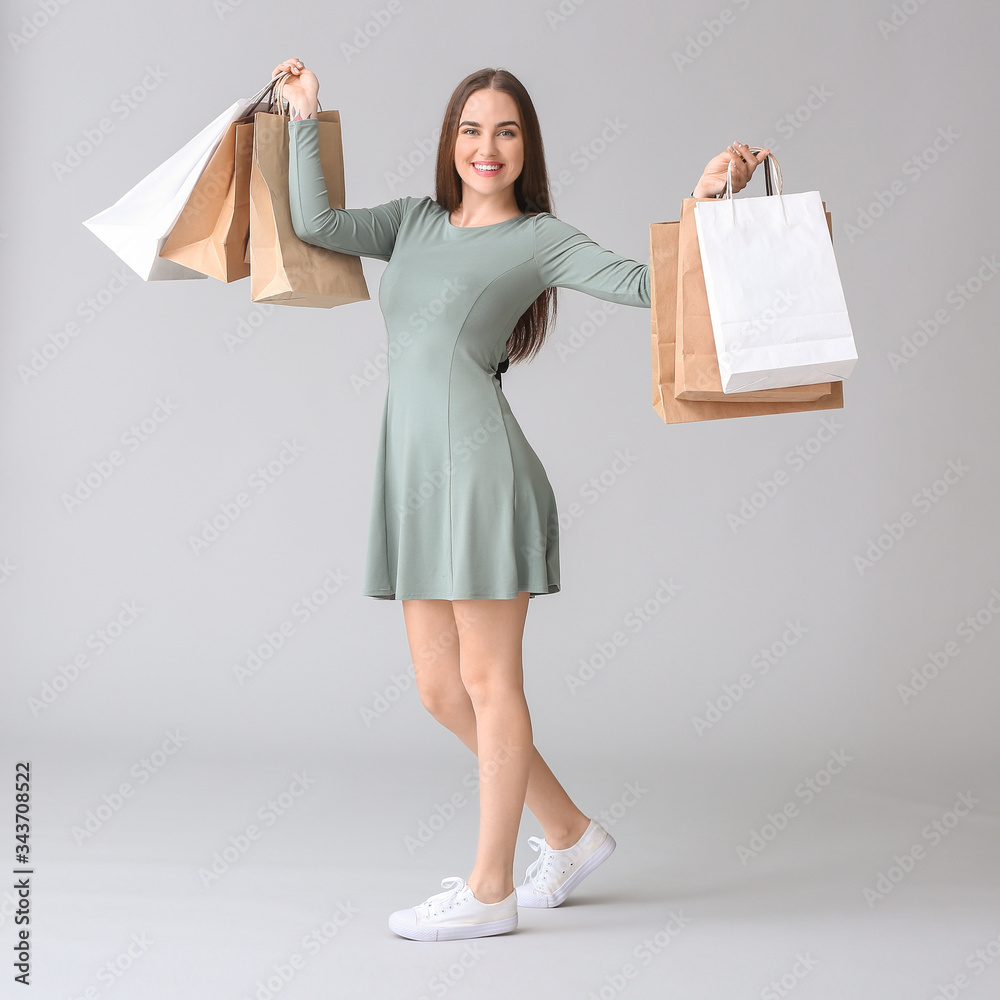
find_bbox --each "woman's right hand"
[271,57,319,110]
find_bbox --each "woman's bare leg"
[451,592,535,902]
[401,596,590,900]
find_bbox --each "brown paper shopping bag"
[674,197,832,403]
[159,119,255,282]
[651,220,843,424]
[249,108,370,308]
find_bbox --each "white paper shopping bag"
[82,78,281,280]
[693,151,858,393]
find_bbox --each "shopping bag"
[158,119,255,281]
[82,78,280,281]
[651,220,843,424]
[693,152,857,392]
[248,100,370,308]
[674,196,832,403]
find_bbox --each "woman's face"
[453,88,525,200]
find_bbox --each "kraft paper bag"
[248,107,370,308]
[693,155,858,392]
[674,196,832,403]
[82,78,280,281]
[651,220,843,425]
[159,119,255,282]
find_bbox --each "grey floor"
[18,749,1000,998]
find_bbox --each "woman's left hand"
[693,141,770,198]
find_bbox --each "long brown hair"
[433,68,557,366]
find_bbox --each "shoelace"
[523,836,554,887]
[416,876,469,917]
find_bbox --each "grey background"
[2,0,998,997]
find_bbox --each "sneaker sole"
[388,912,517,941]
[518,830,617,908]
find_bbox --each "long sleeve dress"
[287,115,650,600]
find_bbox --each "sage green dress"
[287,116,651,600]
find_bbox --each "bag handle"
[717,146,786,224]
[718,147,783,200]
[272,71,324,117]
[236,77,283,121]
[234,74,324,124]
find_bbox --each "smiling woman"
[279,65,657,609]
[270,56,768,943]
[449,97,527,225]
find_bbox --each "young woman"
[271,56,767,942]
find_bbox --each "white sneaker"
[515,818,616,907]
[388,876,518,941]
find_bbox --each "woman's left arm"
[531,142,771,309]
[533,214,651,308]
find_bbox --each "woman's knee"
[458,665,525,708]
[402,599,463,714]
[415,675,471,722]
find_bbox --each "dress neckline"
[444,208,537,230]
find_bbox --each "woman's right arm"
[274,57,405,262]
[287,118,405,262]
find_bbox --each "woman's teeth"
[473,163,502,173]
